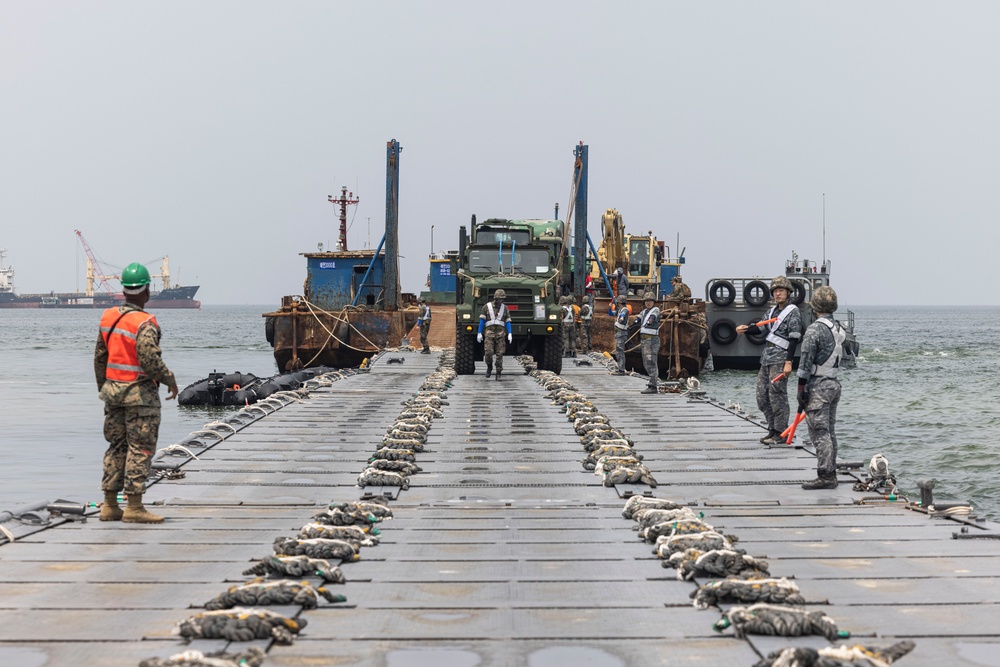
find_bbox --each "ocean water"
[1,305,997,519]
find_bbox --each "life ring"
[789,279,806,305]
[709,280,736,307]
[743,280,769,307]
[710,318,738,345]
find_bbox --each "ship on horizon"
[0,249,201,310]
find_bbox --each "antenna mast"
[822,193,826,268]
[328,186,360,251]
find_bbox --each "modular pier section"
[2,352,999,666]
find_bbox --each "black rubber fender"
[710,318,738,346]
[789,279,806,305]
[746,326,767,345]
[265,316,275,346]
[709,281,736,307]
[743,280,769,307]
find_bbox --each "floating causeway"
[2,351,999,666]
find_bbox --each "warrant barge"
[0,353,997,666]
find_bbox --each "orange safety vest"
[100,307,158,382]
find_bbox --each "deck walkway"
[1,351,999,666]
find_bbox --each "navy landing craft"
[705,252,859,370]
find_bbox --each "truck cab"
[455,218,567,374]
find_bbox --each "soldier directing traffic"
[736,276,802,445]
[797,286,846,490]
[577,295,593,353]
[94,262,178,524]
[477,288,512,381]
[635,291,661,394]
[608,294,630,375]
[416,297,432,354]
[560,295,578,358]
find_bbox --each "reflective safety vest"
[562,305,575,324]
[483,301,508,327]
[812,318,846,378]
[100,307,157,382]
[580,304,592,321]
[615,306,630,330]
[420,304,431,321]
[765,304,797,349]
[639,306,660,336]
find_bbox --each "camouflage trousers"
[756,363,790,433]
[641,334,659,387]
[483,327,506,372]
[102,403,161,496]
[578,321,592,352]
[562,322,577,355]
[615,331,628,371]
[419,321,430,350]
[804,377,841,477]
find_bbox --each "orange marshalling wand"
[782,411,807,445]
[771,372,786,383]
[755,317,778,327]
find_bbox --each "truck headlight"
[462,313,471,320]
[548,314,558,320]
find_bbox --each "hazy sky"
[3,2,998,306]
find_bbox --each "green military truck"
[455,218,567,375]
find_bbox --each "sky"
[2,1,998,306]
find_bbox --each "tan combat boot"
[122,493,164,524]
[99,491,123,521]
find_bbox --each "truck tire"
[540,327,563,374]
[455,329,475,375]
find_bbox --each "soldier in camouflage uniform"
[635,292,661,394]
[665,274,691,302]
[94,263,178,524]
[416,297,432,354]
[737,276,802,445]
[561,295,577,357]
[609,294,630,375]
[477,288,511,381]
[797,286,846,490]
[577,295,593,353]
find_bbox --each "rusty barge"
[263,140,417,371]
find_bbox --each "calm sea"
[1,305,997,519]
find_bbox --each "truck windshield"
[475,229,531,245]
[468,247,551,274]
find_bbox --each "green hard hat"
[121,262,151,288]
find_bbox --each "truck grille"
[502,288,537,321]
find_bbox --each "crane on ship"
[74,229,120,297]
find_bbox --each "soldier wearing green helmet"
[94,262,178,523]
[736,275,803,445]
[797,285,846,490]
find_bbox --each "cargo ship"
[0,249,201,309]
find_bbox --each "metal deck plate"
[1,351,997,666]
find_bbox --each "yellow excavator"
[589,208,670,297]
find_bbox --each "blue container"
[304,251,384,309]
[429,258,456,294]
